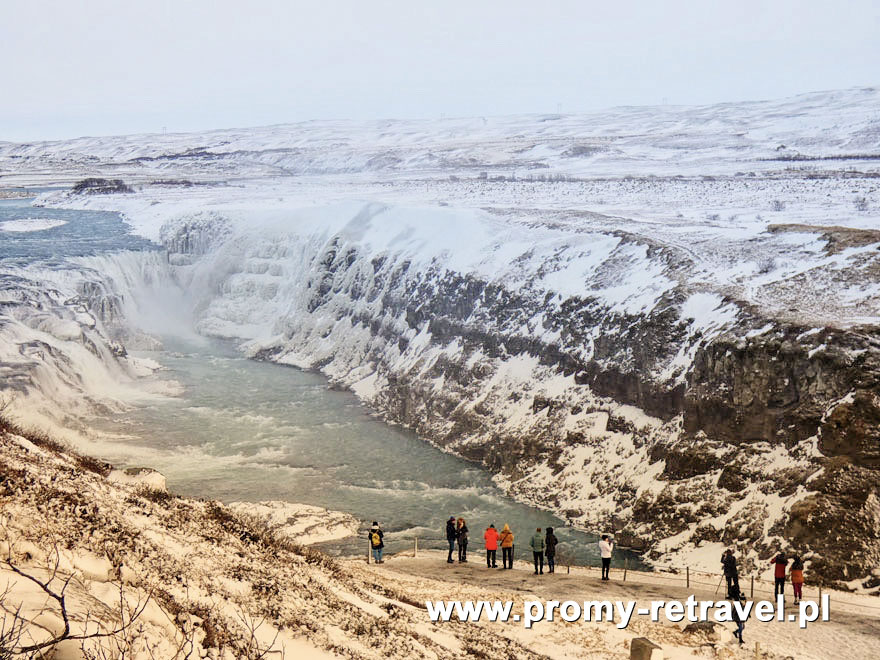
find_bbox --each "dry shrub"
[134,485,177,506]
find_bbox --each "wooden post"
[414,537,418,558]
[755,641,760,659]
[750,576,755,599]
[624,557,628,581]
[686,566,690,589]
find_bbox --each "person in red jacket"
[484,524,500,568]
[770,552,788,601]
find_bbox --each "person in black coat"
[456,518,469,562]
[731,590,746,645]
[721,549,739,598]
[545,527,559,574]
[445,516,457,564]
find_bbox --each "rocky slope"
[6,419,880,660]
[1,419,549,659]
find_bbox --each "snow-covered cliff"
[153,199,879,585]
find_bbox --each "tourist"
[368,521,384,564]
[445,516,457,564]
[731,590,746,645]
[599,534,614,580]
[456,517,469,563]
[545,527,558,574]
[484,524,500,568]
[529,528,545,574]
[721,549,740,598]
[790,555,805,604]
[770,551,788,600]
[500,524,515,569]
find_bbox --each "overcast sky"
[2,0,878,141]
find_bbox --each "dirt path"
[350,551,880,660]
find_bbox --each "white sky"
[2,0,878,141]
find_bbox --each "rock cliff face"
[681,328,880,581]
[150,207,880,585]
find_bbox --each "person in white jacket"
[599,534,614,580]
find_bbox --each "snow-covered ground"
[227,501,359,546]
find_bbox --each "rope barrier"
[377,538,880,614]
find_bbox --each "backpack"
[371,531,381,547]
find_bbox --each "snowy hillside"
[2,87,879,181]
[1,87,880,584]
[7,426,878,659]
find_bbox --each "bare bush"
[233,608,282,660]
[133,485,177,507]
[757,257,776,275]
[0,583,27,659]
[0,549,151,657]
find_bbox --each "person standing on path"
[721,549,740,597]
[770,552,788,601]
[484,524,500,568]
[445,516,457,564]
[790,556,805,604]
[599,534,614,580]
[529,528,545,574]
[731,592,746,645]
[500,524,515,569]
[368,521,384,564]
[456,517,469,563]
[545,527,558,574]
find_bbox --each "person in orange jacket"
[789,556,805,604]
[500,524,515,569]
[484,524,500,568]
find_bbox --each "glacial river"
[2,196,642,567]
[95,335,642,567]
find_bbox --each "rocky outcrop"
[684,327,880,447]
[820,390,880,467]
[71,177,133,194]
[676,327,880,580]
